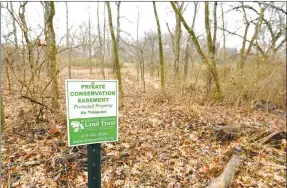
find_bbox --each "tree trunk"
[184,2,198,80]
[42,2,51,77]
[239,4,264,70]
[208,146,244,188]
[10,2,18,48]
[221,3,229,80]
[1,94,4,127]
[171,2,222,99]
[45,2,59,109]
[88,10,92,75]
[221,3,226,66]
[66,2,71,78]
[136,6,140,81]
[153,2,165,92]
[174,2,184,80]
[107,2,123,97]
[97,2,105,79]
[19,2,36,98]
[205,2,221,98]
[114,2,121,74]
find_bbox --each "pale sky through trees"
[1,2,281,49]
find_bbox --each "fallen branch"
[213,124,263,141]
[21,95,52,112]
[257,130,286,146]
[2,159,47,168]
[208,146,244,188]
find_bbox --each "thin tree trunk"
[42,2,50,77]
[97,2,105,79]
[88,10,92,75]
[239,4,264,70]
[66,2,71,78]
[221,3,228,80]
[174,2,184,80]
[107,2,123,97]
[45,2,59,109]
[205,2,220,97]
[136,6,140,81]
[21,32,26,93]
[10,2,18,48]
[184,2,198,80]
[153,2,165,91]
[171,2,222,99]
[1,94,4,126]
[19,2,36,98]
[114,2,121,74]
[221,3,226,66]
[103,3,108,78]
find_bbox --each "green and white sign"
[65,80,118,146]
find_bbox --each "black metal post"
[88,143,101,188]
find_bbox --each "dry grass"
[160,57,286,110]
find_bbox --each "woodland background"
[1,2,286,187]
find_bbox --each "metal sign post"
[88,143,101,188]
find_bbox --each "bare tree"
[19,2,36,97]
[153,2,165,91]
[10,2,18,48]
[205,2,218,94]
[221,3,226,65]
[136,6,140,81]
[97,2,105,79]
[174,2,184,79]
[44,1,59,109]
[114,2,121,74]
[184,2,199,80]
[66,2,71,78]
[88,7,92,74]
[239,3,264,69]
[107,2,123,97]
[171,2,223,99]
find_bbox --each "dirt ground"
[1,66,286,187]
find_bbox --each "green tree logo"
[71,121,84,132]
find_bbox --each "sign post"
[65,80,118,188]
[88,143,101,187]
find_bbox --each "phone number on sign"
[81,132,108,138]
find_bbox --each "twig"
[21,95,52,112]
[2,159,47,168]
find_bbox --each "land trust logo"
[71,121,84,132]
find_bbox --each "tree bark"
[153,2,165,92]
[88,10,92,75]
[136,6,140,81]
[1,94,4,126]
[97,2,105,79]
[66,2,71,78]
[174,2,184,79]
[10,2,18,48]
[19,2,36,97]
[107,2,123,97]
[208,146,244,188]
[221,3,228,79]
[45,2,59,109]
[114,2,121,74]
[184,2,198,80]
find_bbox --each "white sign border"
[65,79,119,147]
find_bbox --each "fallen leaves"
[1,67,286,187]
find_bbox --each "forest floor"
[1,66,286,187]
